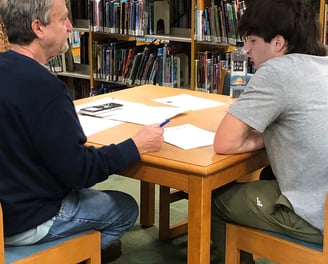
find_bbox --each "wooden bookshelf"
[56,0,327,98]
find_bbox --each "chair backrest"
[0,21,10,52]
[0,204,5,263]
[323,194,328,254]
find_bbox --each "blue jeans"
[37,188,138,249]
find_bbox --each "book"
[177,53,189,88]
[226,2,237,44]
[122,47,135,81]
[127,52,143,85]
[122,0,130,34]
[155,47,164,86]
[134,46,150,85]
[79,32,89,64]
[129,0,136,35]
[148,56,159,84]
[93,0,104,31]
[103,0,120,33]
[110,40,137,81]
[140,53,156,85]
[88,0,95,30]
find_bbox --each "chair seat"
[5,231,93,264]
[263,230,322,251]
[225,221,327,264]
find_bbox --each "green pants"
[211,180,323,263]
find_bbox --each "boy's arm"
[214,113,264,154]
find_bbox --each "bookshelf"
[53,0,326,99]
[48,0,91,98]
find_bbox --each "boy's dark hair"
[238,0,326,56]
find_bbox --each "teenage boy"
[211,0,328,263]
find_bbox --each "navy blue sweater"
[0,51,140,236]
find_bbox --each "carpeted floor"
[93,174,190,264]
[92,175,276,264]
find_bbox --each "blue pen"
[160,119,170,127]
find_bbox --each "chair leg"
[225,224,241,264]
[159,186,188,240]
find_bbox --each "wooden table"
[74,85,269,264]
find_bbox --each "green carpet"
[93,175,276,264]
[93,175,190,264]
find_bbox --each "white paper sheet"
[106,105,185,125]
[76,98,186,125]
[78,115,122,136]
[153,94,226,111]
[163,124,215,150]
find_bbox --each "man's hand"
[132,124,164,154]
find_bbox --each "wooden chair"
[0,204,101,264]
[0,21,10,52]
[225,195,328,264]
[158,186,188,240]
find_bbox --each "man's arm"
[214,113,264,154]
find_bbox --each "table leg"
[140,181,155,227]
[187,176,211,264]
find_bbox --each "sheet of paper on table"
[152,93,226,111]
[106,105,186,125]
[78,115,123,136]
[76,98,186,125]
[163,124,215,150]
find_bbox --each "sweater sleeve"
[32,80,140,188]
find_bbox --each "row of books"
[195,50,225,93]
[48,54,67,73]
[48,48,75,73]
[48,34,87,74]
[92,40,189,87]
[194,49,255,93]
[194,0,246,44]
[88,0,192,36]
[48,31,90,74]
[89,0,148,35]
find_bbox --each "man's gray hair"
[0,0,55,45]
